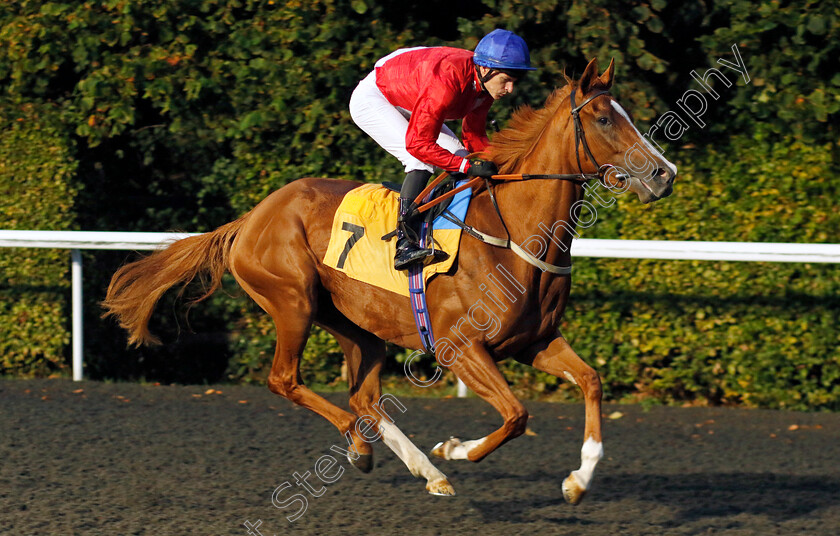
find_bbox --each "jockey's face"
[479,67,517,100]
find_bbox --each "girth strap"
[439,212,572,275]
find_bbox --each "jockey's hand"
[466,158,499,178]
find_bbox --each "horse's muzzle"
[638,167,676,203]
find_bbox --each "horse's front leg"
[517,334,603,505]
[431,344,529,462]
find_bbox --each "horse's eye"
[598,117,609,125]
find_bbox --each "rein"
[410,88,614,275]
[413,172,597,214]
[414,89,612,214]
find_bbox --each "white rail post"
[71,249,83,381]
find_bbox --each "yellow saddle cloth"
[323,184,462,297]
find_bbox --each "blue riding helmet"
[473,29,536,71]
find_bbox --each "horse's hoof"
[426,478,456,496]
[350,453,373,473]
[562,473,587,505]
[431,437,462,460]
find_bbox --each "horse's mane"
[486,83,574,173]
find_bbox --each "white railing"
[0,231,198,382]
[3,230,840,388]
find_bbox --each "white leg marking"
[610,100,678,176]
[432,437,486,460]
[378,420,447,482]
[563,371,577,385]
[569,437,604,490]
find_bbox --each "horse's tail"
[102,213,251,346]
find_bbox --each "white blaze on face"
[610,100,677,176]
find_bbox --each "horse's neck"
[491,113,582,271]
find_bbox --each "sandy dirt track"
[2,379,839,535]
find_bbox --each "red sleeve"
[462,97,492,154]
[404,87,469,173]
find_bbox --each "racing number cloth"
[322,184,466,297]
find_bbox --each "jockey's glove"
[466,158,499,178]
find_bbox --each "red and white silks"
[349,47,492,174]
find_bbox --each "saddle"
[381,180,457,212]
[380,179,458,243]
[322,180,473,298]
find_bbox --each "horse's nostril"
[653,168,675,184]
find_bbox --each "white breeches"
[349,70,468,173]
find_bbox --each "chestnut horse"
[103,58,676,504]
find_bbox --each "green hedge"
[0,101,78,376]
[1,1,838,409]
[497,129,840,410]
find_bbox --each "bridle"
[414,87,618,214]
[404,87,624,275]
[570,88,613,182]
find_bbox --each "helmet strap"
[477,66,500,93]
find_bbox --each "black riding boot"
[394,170,433,271]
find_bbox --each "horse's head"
[569,58,677,203]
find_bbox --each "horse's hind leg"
[516,334,603,505]
[320,314,455,496]
[233,264,372,460]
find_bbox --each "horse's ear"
[598,58,615,89]
[579,58,599,94]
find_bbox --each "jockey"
[349,29,536,270]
